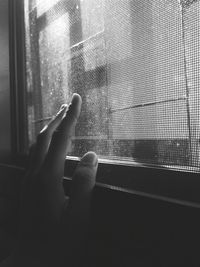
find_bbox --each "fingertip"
[65,93,82,123]
[60,103,68,110]
[71,94,82,116]
[80,151,98,167]
[71,93,82,106]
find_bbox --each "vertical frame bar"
[9,0,29,160]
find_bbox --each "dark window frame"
[9,0,200,206]
[9,0,28,159]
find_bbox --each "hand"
[2,94,98,266]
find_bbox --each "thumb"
[70,151,98,209]
[61,152,98,266]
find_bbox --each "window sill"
[64,157,200,205]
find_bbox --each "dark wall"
[0,165,23,261]
[90,186,200,267]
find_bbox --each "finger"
[43,104,68,136]
[45,94,82,174]
[28,105,67,173]
[71,151,98,200]
[68,152,98,222]
[63,152,98,266]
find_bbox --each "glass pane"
[24,0,200,169]
[25,0,61,17]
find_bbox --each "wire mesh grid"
[24,0,200,170]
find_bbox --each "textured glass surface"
[24,0,200,169]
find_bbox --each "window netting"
[24,0,200,169]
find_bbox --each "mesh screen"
[24,0,200,169]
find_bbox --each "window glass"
[25,0,61,17]
[24,0,200,169]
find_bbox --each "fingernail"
[60,104,67,110]
[80,152,98,167]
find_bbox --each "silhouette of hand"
[1,94,98,266]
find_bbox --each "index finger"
[45,94,82,174]
[28,105,68,173]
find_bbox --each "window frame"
[9,0,200,207]
[9,0,29,159]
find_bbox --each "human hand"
[2,94,98,266]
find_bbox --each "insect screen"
[24,0,200,169]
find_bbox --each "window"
[23,0,200,173]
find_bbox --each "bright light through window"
[25,0,61,16]
[24,0,200,170]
